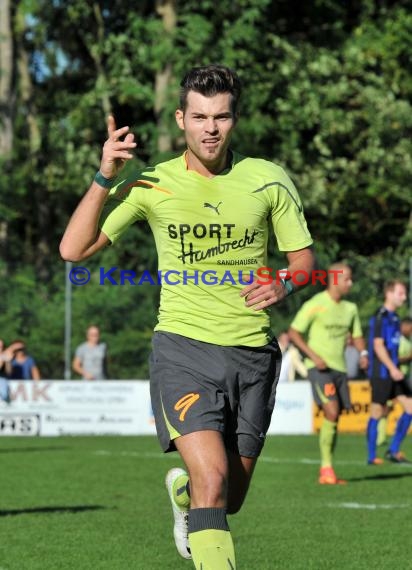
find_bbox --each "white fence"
[0,380,313,436]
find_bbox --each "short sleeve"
[75,345,84,360]
[370,313,384,340]
[351,307,363,338]
[270,168,313,252]
[100,196,145,243]
[99,162,150,243]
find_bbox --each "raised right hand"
[99,115,137,179]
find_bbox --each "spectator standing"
[73,325,108,380]
[344,335,363,380]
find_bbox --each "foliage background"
[0,0,411,379]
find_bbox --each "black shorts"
[370,377,412,405]
[308,368,351,410]
[149,331,282,458]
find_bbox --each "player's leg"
[377,402,390,446]
[318,399,343,480]
[175,334,280,569]
[309,368,344,483]
[223,339,280,511]
[386,393,412,463]
[367,378,392,464]
[150,332,239,567]
[320,398,340,463]
[367,402,384,464]
[320,371,351,482]
[226,452,257,514]
[175,430,236,570]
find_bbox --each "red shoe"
[368,457,384,465]
[318,466,347,485]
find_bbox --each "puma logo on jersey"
[204,201,222,215]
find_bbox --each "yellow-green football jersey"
[290,290,362,372]
[100,151,313,346]
[399,335,412,376]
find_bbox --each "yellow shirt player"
[289,263,368,485]
[60,65,314,570]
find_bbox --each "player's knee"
[370,402,385,419]
[324,411,339,422]
[191,467,228,506]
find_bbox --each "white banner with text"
[0,380,313,436]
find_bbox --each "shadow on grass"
[0,505,107,517]
[0,446,69,454]
[347,471,412,483]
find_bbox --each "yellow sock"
[377,417,388,447]
[319,419,337,467]
[189,529,236,570]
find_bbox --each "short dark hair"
[384,279,406,295]
[179,64,242,114]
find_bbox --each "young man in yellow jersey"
[289,263,368,484]
[60,65,314,569]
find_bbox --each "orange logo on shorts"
[174,393,200,421]
[324,383,336,397]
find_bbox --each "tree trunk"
[90,1,111,117]
[155,0,177,153]
[15,5,51,281]
[0,0,13,157]
[0,0,14,260]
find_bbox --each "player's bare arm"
[59,115,136,262]
[288,328,328,370]
[72,356,89,379]
[373,337,404,381]
[240,246,315,311]
[353,336,368,370]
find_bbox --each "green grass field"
[0,434,411,570]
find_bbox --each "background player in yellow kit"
[289,263,368,484]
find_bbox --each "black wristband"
[94,170,115,189]
[280,278,294,296]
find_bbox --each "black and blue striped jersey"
[368,307,401,380]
